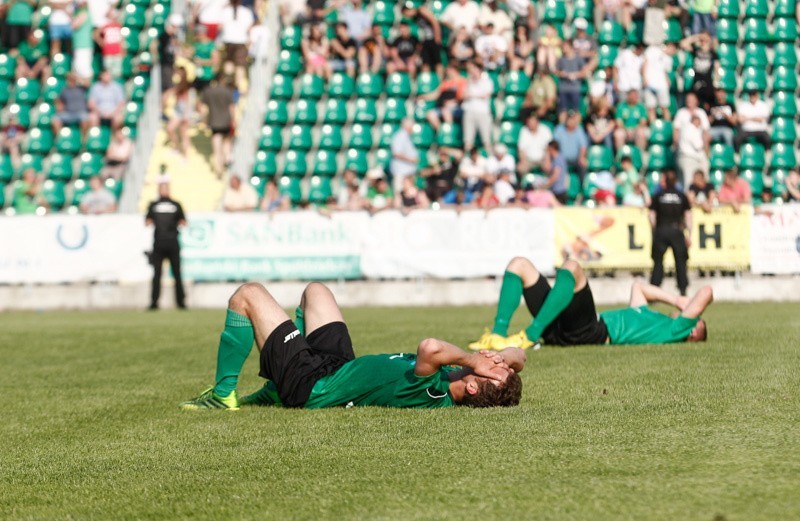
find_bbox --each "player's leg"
[524,259,586,342]
[299,282,356,361]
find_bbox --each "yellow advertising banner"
[554,206,750,270]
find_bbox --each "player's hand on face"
[472,354,510,382]
[479,350,506,366]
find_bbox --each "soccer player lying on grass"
[469,256,713,350]
[180,282,525,410]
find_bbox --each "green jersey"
[13,181,38,214]
[305,354,455,409]
[601,306,698,345]
[194,41,216,81]
[615,102,647,129]
[6,1,34,25]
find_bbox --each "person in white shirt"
[494,170,515,204]
[672,92,709,146]
[734,90,771,151]
[614,44,644,94]
[461,61,494,151]
[642,43,674,121]
[486,143,516,182]
[477,0,513,43]
[220,0,255,90]
[517,114,552,174]
[677,115,708,187]
[440,0,480,34]
[223,175,259,211]
[474,21,508,70]
[459,147,488,195]
[390,119,420,193]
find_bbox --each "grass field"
[2,301,799,520]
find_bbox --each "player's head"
[686,319,707,342]
[458,371,522,408]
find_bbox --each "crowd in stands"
[248,0,800,214]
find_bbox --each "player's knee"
[229,282,264,310]
[507,256,534,276]
[561,259,582,276]
[303,282,331,300]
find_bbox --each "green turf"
[1,302,798,520]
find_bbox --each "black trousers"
[650,227,689,295]
[734,130,770,151]
[151,241,185,307]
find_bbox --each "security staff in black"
[649,169,692,296]
[145,181,187,309]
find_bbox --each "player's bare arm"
[478,348,527,373]
[680,286,713,319]
[414,338,510,381]
[629,280,685,309]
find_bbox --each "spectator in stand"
[642,43,675,121]
[572,18,598,61]
[193,25,219,92]
[523,181,562,208]
[194,0,227,40]
[620,0,648,32]
[686,169,717,212]
[588,65,615,108]
[400,2,442,76]
[387,20,419,78]
[595,0,622,30]
[541,140,569,204]
[586,97,617,149]
[80,175,116,214]
[366,169,395,211]
[97,8,124,80]
[493,170,515,205]
[613,43,644,96]
[517,114,553,175]
[390,119,419,194]
[536,25,562,74]
[474,21,508,71]
[478,0,513,43]
[14,30,49,81]
[277,0,305,25]
[475,184,500,209]
[201,75,236,177]
[220,0,254,92]
[88,69,125,128]
[617,155,650,207]
[249,14,270,62]
[505,0,537,31]
[448,27,475,68]
[708,88,736,147]
[459,147,487,198]
[358,24,389,74]
[680,31,716,110]
[260,178,291,212]
[421,147,461,203]
[677,115,709,187]
[614,89,650,150]
[673,92,709,148]
[422,63,466,131]
[13,168,45,214]
[330,22,357,77]
[53,72,90,136]
[487,144,516,181]
[522,66,558,122]
[689,0,716,37]
[462,62,494,152]
[735,90,771,151]
[554,40,589,121]
[396,176,430,211]
[88,0,114,30]
[335,169,366,210]
[222,175,258,211]
[302,24,331,77]
[157,15,181,109]
[591,170,618,206]
[508,24,535,77]
[717,168,751,213]
[2,0,34,50]
[782,169,800,203]
[1,115,25,171]
[553,111,589,180]
[102,126,133,179]
[440,0,480,34]
[49,0,74,57]
[71,0,94,83]
[339,0,372,45]
[166,67,192,158]
[664,0,689,28]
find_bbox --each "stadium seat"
[25,128,53,154]
[328,73,355,98]
[573,0,593,19]
[501,95,523,122]
[13,78,41,105]
[386,72,412,98]
[741,67,767,93]
[542,0,567,24]
[615,145,643,171]
[258,125,283,151]
[743,18,769,43]
[249,176,266,198]
[46,152,73,181]
[709,169,725,188]
[292,99,317,125]
[280,25,302,50]
[252,151,278,177]
[663,19,682,44]
[771,118,797,144]
[128,75,149,102]
[0,54,16,79]
[504,71,530,96]
[377,123,398,148]
[344,148,368,175]
[772,43,798,69]
[51,53,71,77]
[298,73,325,100]
[41,76,65,103]
[55,127,81,154]
[282,150,307,177]
[0,79,10,105]
[587,145,613,172]
[744,0,769,18]
[716,0,740,18]
[647,145,675,170]
[715,67,737,93]
[716,43,739,70]
[149,4,168,29]
[649,119,673,146]
[383,97,407,123]
[311,150,338,177]
[437,123,463,148]
[770,144,798,170]
[31,103,53,128]
[710,144,735,170]
[355,73,384,98]
[372,0,395,25]
[77,152,104,178]
[320,99,346,125]
[742,44,768,69]
[411,123,435,148]
[597,45,619,69]
[348,123,373,149]
[17,153,43,175]
[739,143,766,170]
[318,124,344,151]
[122,4,146,28]
[5,103,30,128]
[70,179,90,206]
[374,148,391,169]
[740,169,763,197]
[287,124,313,151]
[270,74,294,100]
[123,102,142,127]
[276,50,303,76]
[415,72,440,96]
[497,121,521,148]
[715,19,739,44]
[771,67,797,93]
[353,98,378,124]
[0,154,15,183]
[40,179,66,210]
[774,0,797,18]
[598,20,624,45]
[307,176,333,204]
[278,176,302,204]
[121,27,142,53]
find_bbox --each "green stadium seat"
[0,154,14,183]
[597,44,619,69]
[744,0,769,18]
[644,170,661,194]
[437,123,463,148]
[287,124,313,151]
[742,44,768,69]
[283,150,307,177]
[411,123,435,148]
[382,97,407,123]
[709,169,725,189]
[649,119,673,145]
[70,179,90,206]
[123,102,142,127]
[322,99,348,125]
[741,67,767,92]
[13,78,41,105]
[355,73,383,98]
[771,169,788,198]
[77,152,104,178]
[501,95,523,122]
[542,0,567,24]
[377,123,398,148]
[149,3,168,29]
[328,73,355,98]
[498,121,521,148]
[774,0,797,18]
[128,75,149,102]
[772,43,798,69]
[312,150,338,177]
[386,72,412,98]
[46,152,74,181]
[587,145,614,172]
[647,145,675,170]
[598,20,624,45]
[740,169,763,197]
[308,176,333,204]
[716,0,740,18]
[573,0,593,19]
[40,179,66,210]
[710,144,735,170]
[743,18,769,43]
[41,76,65,103]
[260,125,286,153]
[55,127,81,154]
[415,71,440,96]
[413,99,436,122]
[121,27,142,53]
[373,0,395,25]
[663,19,682,44]
[270,74,294,100]
[292,99,317,125]
[715,18,740,43]
[770,143,798,170]
[6,103,31,128]
[278,176,302,204]
[567,172,582,203]
[249,175,266,198]
[0,79,10,105]
[319,124,343,150]
[374,148,391,169]
[771,67,797,93]
[344,148,368,175]
[615,144,644,171]
[771,118,797,144]
[276,50,303,76]
[252,151,278,177]
[49,53,70,78]
[348,123,373,149]
[17,153,43,175]
[739,143,766,170]
[123,4,146,28]
[280,25,302,50]
[430,0,447,18]
[716,43,739,70]
[0,54,16,79]
[353,98,378,124]
[715,66,737,93]
[25,128,53,154]
[298,73,325,99]
[772,91,797,118]
[504,71,530,96]
[83,126,107,153]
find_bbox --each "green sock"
[213,309,254,397]
[492,271,523,336]
[526,269,576,341]
[294,306,305,336]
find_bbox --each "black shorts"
[211,126,232,136]
[420,40,441,67]
[523,276,609,346]
[259,320,355,408]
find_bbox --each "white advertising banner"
[750,204,800,274]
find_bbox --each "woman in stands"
[166,67,193,159]
[301,24,331,78]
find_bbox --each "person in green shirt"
[2,0,34,49]
[192,25,219,93]
[12,168,45,214]
[614,89,650,151]
[14,30,48,80]
[180,282,525,411]
[470,256,712,350]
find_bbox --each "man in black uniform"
[650,169,692,295]
[145,175,187,309]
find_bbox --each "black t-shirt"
[146,197,186,244]
[392,35,419,60]
[331,37,356,60]
[692,48,715,78]
[688,183,713,203]
[709,102,735,128]
[650,188,690,229]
